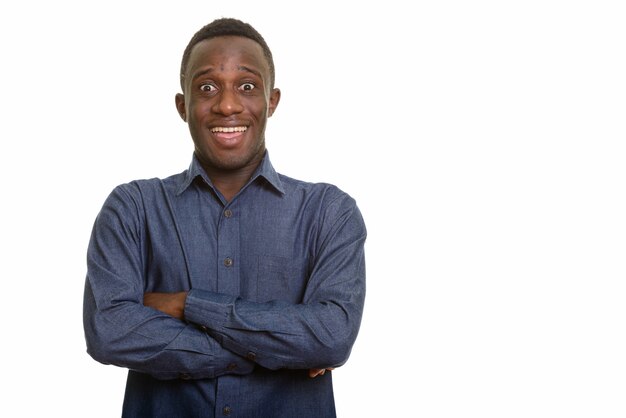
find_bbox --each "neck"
[199,158,263,203]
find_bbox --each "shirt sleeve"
[83,184,255,380]
[183,193,367,370]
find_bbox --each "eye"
[200,83,217,93]
[239,83,256,92]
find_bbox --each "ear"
[175,93,187,121]
[268,88,281,117]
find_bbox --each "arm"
[83,185,254,380]
[143,292,334,378]
[183,194,367,371]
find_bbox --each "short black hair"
[180,18,275,91]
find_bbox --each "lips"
[210,125,248,146]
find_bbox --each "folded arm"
[83,185,254,380]
[182,195,367,371]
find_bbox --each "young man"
[83,18,366,417]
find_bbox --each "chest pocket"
[256,255,308,303]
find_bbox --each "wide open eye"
[200,83,217,93]
[239,83,255,92]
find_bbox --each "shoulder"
[107,178,159,204]
[279,174,355,205]
[100,171,185,219]
[276,174,367,250]
[277,174,364,227]
[109,170,185,202]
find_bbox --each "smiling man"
[83,18,366,417]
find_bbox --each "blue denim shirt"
[83,152,366,417]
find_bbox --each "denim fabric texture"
[83,152,366,417]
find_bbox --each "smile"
[211,126,248,133]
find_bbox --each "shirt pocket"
[256,255,308,303]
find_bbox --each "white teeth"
[211,126,247,133]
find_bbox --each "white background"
[1,1,625,417]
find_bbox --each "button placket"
[216,202,239,293]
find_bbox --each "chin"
[199,152,253,171]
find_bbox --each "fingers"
[308,368,335,378]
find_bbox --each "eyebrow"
[190,67,213,81]
[191,65,263,82]
[237,65,262,79]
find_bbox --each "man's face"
[176,36,280,172]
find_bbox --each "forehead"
[186,36,270,79]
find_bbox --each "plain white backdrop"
[1,1,625,417]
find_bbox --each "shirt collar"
[175,151,285,196]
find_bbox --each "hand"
[143,291,188,320]
[308,367,335,378]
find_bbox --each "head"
[180,18,276,91]
[175,18,281,173]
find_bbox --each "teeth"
[211,126,247,133]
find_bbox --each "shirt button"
[246,351,256,361]
[227,363,237,371]
[224,258,233,267]
[179,373,191,380]
[224,209,233,218]
[222,406,232,416]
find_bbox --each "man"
[83,18,366,417]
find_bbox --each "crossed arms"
[83,184,366,380]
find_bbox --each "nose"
[212,88,244,116]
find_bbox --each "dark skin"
[176,36,279,202]
[144,36,332,378]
